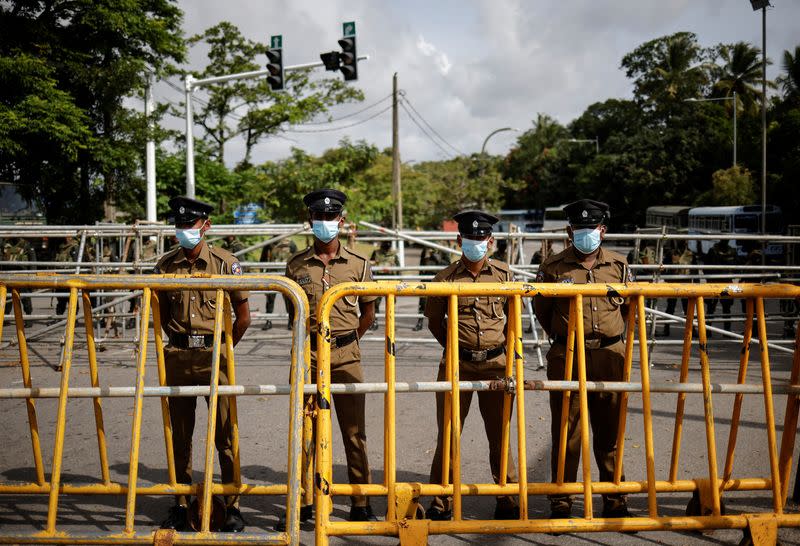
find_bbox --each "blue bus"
[687,205,784,258]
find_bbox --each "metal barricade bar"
[314,281,800,545]
[0,274,310,546]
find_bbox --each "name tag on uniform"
[297,275,312,286]
[558,277,574,284]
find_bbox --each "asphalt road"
[1,290,799,545]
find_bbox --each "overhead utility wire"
[297,93,393,125]
[399,100,454,159]
[401,92,465,155]
[285,103,393,133]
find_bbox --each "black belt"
[169,333,225,349]
[310,330,358,351]
[553,334,622,348]
[458,345,505,362]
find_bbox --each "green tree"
[621,32,711,107]
[712,41,769,115]
[700,166,756,205]
[187,22,364,168]
[777,46,800,102]
[0,0,185,223]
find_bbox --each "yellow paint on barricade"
[0,274,310,546]
[314,281,800,545]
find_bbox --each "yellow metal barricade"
[0,274,311,545]
[314,281,800,545]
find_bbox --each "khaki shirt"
[285,243,377,336]
[155,241,248,336]
[425,258,510,351]
[534,246,630,338]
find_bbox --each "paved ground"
[1,288,799,545]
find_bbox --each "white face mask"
[461,238,489,262]
[175,227,202,249]
[312,220,340,243]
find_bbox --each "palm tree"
[653,33,709,101]
[777,46,800,101]
[712,41,771,116]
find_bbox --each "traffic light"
[337,36,357,81]
[320,51,340,71]
[266,35,284,91]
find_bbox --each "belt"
[458,345,505,362]
[310,330,358,351]
[169,333,225,349]
[553,334,622,349]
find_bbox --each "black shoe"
[274,504,313,532]
[348,505,378,522]
[370,321,378,331]
[547,507,572,536]
[287,321,293,330]
[494,503,519,520]
[601,505,633,518]
[222,507,246,533]
[413,319,424,331]
[160,504,189,531]
[602,505,637,533]
[425,506,451,521]
[262,319,273,331]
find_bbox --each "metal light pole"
[481,127,520,154]
[145,72,157,221]
[561,137,600,154]
[683,91,737,167]
[750,0,770,234]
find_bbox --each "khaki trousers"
[428,353,518,512]
[165,346,237,508]
[309,339,372,507]
[546,340,626,512]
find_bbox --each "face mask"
[572,227,602,254]
[461,238,489,262]
[175,227,202,249]
[312,220,339,243]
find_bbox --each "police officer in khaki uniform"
[534,199,633,520]
[283,188,378,525]
[156,196,251,533]
[424,210,520,521]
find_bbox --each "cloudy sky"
[159,0,800,166]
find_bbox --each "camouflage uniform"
[260,239,298,330]
[369,244,400,329]
[415,246,452,331]
[1,238,36,314]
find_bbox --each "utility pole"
[145,72,157,222]
[391,72,405,267]
[760,4,767,235]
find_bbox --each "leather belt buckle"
[188,335,206,349]
[471,349,487,362]
[585,338,601,350]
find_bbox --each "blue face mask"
[175,227,202,249]
[312,220,340,243]
[572,227,602,254]
[461,238,489,262]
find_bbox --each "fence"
[0,274,310,545]
[314,281,800,545]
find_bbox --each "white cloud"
[416,35,452,75]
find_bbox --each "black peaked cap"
[303,188,347,213]
[168,196,213,224]
[563,199,610,227]
[453,209,499,237]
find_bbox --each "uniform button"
[191,296,196,301]
[479,331,484,336]
[593,306,597,311]
[192,313,196,318]
[192,330,197,334]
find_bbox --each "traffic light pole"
[183,55,369,197]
